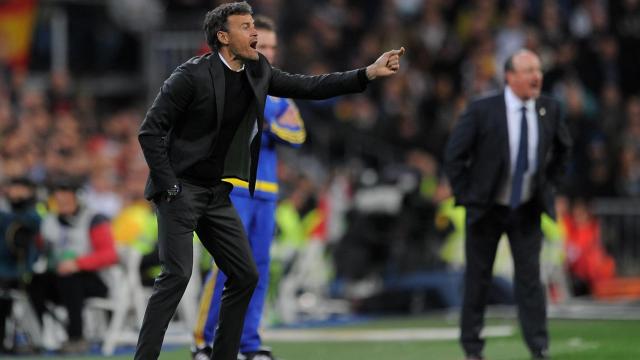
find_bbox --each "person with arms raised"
[191,15,306,360]
[135,2,405,359]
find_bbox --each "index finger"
[390,47,406,57]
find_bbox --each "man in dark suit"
[134,2,405,360]
[444,49,571,360]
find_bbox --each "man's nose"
[534,71,543,81]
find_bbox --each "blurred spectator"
[495,3,527,77]
[417,2,447,55]
[17,88,51,148]
[614,0,640,94]
[111,172,159,286]
[0,96,13,136]
[434,178,465,270]
[585,136,615,197]
[419,74,459,160]
[562,198,616,295]
[44,112,90,180]
[617,97,640,196]
[539,0,567,48]
[47,70,75,115]
[272,176,316,283]
[0,177,41,354]
[617,142,640,196]
[84,168,122,218]
[569,0,608,39]
[404,149,438,199]
[562,78,601,196]
[599,83,625,151]
[455,0,499,45]
[26,179,117,354]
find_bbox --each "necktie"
[510,106,528,209]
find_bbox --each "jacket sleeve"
[268,67,369,100]
[266,99,306,148]
[75,215,118,271]
[444,101,478,204]
[546,101,573,187]
[138,65,194,192]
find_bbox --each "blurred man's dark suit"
[444,90,571,358]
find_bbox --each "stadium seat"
[85,264,132,355]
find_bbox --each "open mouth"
[250,40,257,49]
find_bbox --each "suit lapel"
[535,99,549,170]
[244,60,267,195]
[209,53,225,135]
[245,60,266,145]
[245,61,265,119]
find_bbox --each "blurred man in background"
[445,49,571,360]
[191,14,305,360]
[0,177,41,354]
[26,179,118,354]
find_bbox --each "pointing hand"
[366,47,406,80]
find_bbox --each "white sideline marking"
[262,325,514,342]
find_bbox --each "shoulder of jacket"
[472,91,502,105]
[185,53,209,66]
[464,91,501,113]
[175,54,210,74]
[537,93,561,107]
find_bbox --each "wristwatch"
[165,183,181,202]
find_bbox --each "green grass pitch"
[15,317,640,359]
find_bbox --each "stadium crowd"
[1,0,639,353]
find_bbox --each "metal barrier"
[592,198,640,276]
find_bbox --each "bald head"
[505,49,543,101]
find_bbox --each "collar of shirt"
[505,86,535,113]
[218,52,245,72]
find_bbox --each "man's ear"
[217,31,229,46]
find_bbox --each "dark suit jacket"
[139,52,368,199]
[444,91,572,223]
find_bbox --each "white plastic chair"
[84,264,132,355]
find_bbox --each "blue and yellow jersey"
[224,96,305,200]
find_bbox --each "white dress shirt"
[496,86,539,206]
[218,52,245,72]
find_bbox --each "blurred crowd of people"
[265,0,640,199]
[1,0,638,351]
[269,0,633,299]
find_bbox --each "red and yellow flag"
[0,0,37,69]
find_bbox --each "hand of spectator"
[57,259,79,275]
[366,47,405,80]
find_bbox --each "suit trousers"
[134,181,258,360]
[460,201,548,357]
[195,194,276,353]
